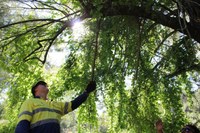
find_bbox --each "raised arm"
[71,81,96,110]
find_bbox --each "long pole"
[91,19,101,81]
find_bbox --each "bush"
[0,120,15,133]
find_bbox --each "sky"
[47,21,87,67]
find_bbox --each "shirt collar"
[34,96,41,99]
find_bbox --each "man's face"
[35,84,49,96]
[181,126,194,133]
[156,120,163,130]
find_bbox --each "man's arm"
[15,120,30,133]
[71,81,96,110]
[71,92,89,110]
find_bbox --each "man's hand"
[85,81,96,93]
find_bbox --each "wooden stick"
[91,19,101,81]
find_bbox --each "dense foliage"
[0,0,200,132]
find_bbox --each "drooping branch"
[135,19,143,80]
[153,30,177,55]
[2,1,200,68]
[24,14,89,64]
[24,26,67,64]
[23,40,43,62]
[166,63,200,78]
[37,1,68,16]
[0,18,64,29]
[151,31,177,72]
[42,21,73,64]
[17,0,71,15]
[0,21,56,53]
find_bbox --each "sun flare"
[72,21,86,40]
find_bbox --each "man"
[15,80,96,133]
[155,119,164,133]
[155,119,200,133]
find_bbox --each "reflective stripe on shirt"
[30,119,59,129]
[17,98,72,124]
[18,111,33,118]
[18,108,63,118]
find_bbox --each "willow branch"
[166,63,200,78]
[23,40,43,62]
[1,21,55,49]
[0,19,64,29]
[23,14,88,64]
[135,19,143,80]
[42,22,71,64]
[153,30,176,55]
[37,1,68,16]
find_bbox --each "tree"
[0,0,200,132]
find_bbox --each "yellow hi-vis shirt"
[18,98,72,129]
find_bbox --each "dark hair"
[156,119,162,125]
[31,81,47,97]
[185,124,200,133]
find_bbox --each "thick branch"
[77,1,199,43]
[100,4,200,43]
